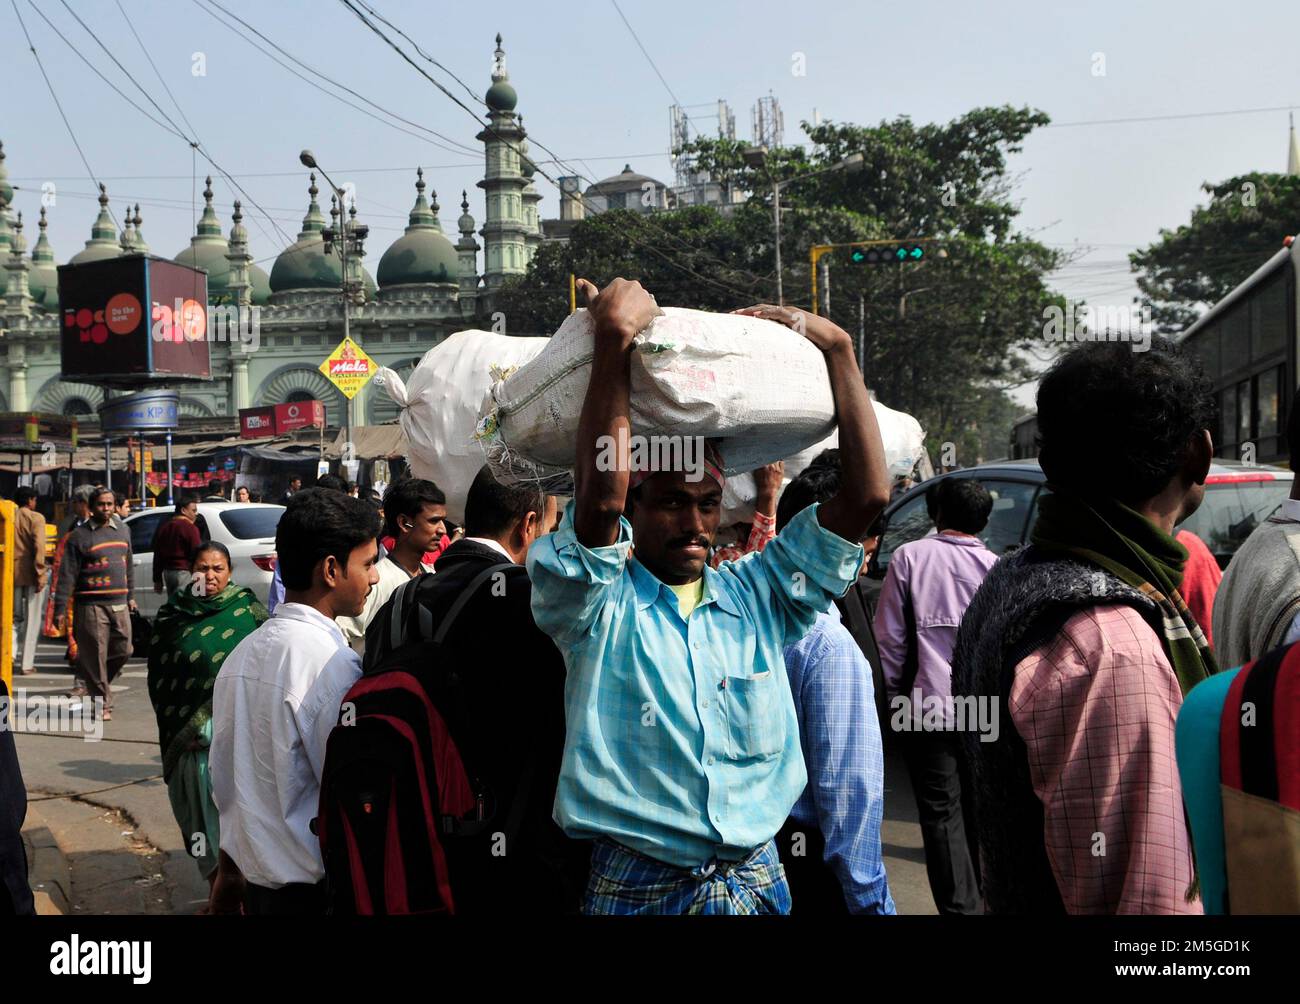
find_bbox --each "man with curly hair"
[952,337,1216,915]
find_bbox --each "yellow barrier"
[0,499,14,695]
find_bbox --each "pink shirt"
[1012,604,1201,914]
[875,533,999,719]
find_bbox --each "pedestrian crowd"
[3,276,1299,917]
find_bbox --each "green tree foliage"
[495,107,1066,462]
[1131,172,1300,332]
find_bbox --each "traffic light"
[848,243,928,265]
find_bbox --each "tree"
[1131,172,1300,332]
[496,107,1067,463]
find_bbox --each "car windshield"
[1178,478,1293,569]
[218,507,283,540]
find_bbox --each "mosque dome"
[377,168,459,287]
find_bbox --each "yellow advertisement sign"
[319,336,376,400]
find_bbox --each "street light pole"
[300,150,355,449]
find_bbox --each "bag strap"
[432,562,518,644]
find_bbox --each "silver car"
[124,502,282,619]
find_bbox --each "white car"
[124,502,283,620]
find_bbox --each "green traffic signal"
[848,243,929,265]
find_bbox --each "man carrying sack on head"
[527,278,891,915]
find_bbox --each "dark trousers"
[73,604,132,713]
[899,730,982,915]
[244,880,327,916]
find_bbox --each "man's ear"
[319,554,340,589]
[1189,428,1213,486]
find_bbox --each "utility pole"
[772,180,784,306]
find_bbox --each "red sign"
[239,406,276,438]
[239,401,324,438]
[274,400,325,433]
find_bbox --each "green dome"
[377,169,458,287]
[27,207,57,311]
[270,179,375,296]
[486,80,517,112]
[0,141,12,207]
[173,178,271,304]
[69,184,125,265]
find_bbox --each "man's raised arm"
[734,305,890,543]
[572,277,661,548]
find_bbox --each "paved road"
[14,635,937,915]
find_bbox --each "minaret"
[0,141,12,261]
[119,208,136,252]
[5,211,32,410]
[132,204,149,253]
[456,189,480,318]
[519,130,543,265]
[69,183,122,262]
[476,33,530,308]
[225,200,253,410]
[28,206,57,309]
[1288,114,1300,176]
[301,172,326,237]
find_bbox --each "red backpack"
[315,563,527,914]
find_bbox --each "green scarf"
[146,583,268,782]
[1031,491,1218,696]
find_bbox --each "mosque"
[0,35,669,432]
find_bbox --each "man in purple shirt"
[875,477,997,914]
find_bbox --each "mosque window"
[62,397,92,417]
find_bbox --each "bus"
[1180,238,1297,465]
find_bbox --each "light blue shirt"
[528,500,864,869]
[785,612,896,914]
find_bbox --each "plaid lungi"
[583,838,791,915]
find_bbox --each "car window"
[218,507,284,540]
[129,512,169,554]
[1178,477,1293,569]
[874,478,1040,574]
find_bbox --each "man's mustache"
[667,535,710,549]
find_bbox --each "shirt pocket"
[723,671,786,762]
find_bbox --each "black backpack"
[315,563,535,915]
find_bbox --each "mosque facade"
[0,35,667,433]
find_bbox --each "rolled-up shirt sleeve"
[723,503,864,648]
[527,500,633,649]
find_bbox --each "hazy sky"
[5,0,1298,388]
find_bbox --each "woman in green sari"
[146,541,268,892]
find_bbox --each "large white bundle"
[478,306,837,490]
[377,331,548,523]
[720,397,929,523]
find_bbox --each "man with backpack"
[527,280,891,915]
[208,488,380,915]
[318,465,586,914]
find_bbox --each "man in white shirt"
[208,488,380,915]
[337,478,447,654]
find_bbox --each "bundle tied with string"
[475,306,839,493]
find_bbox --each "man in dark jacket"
[0,678,35,915]
[362,464,587,913]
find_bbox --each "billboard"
[239,406,276,438]
[274,400,325,433]
[58,255,211,385]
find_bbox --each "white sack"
[719,398,928,523]
[479,307,837,490]
[377,331,548,523]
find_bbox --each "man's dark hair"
[776,449,842,532]
[113,491,126,506]
[1037,338,1215,504]
[276,488,381,591]
[381,478,446,537]
[314,473,348,493]
[175,493,199,515]
[13,486,36,507]
[90,485,114,505]
[933,478,993,534]
[464,464,543,538]
[207,479,222,492]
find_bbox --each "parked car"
[847,458,1292,694]
[123,503,282,620]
